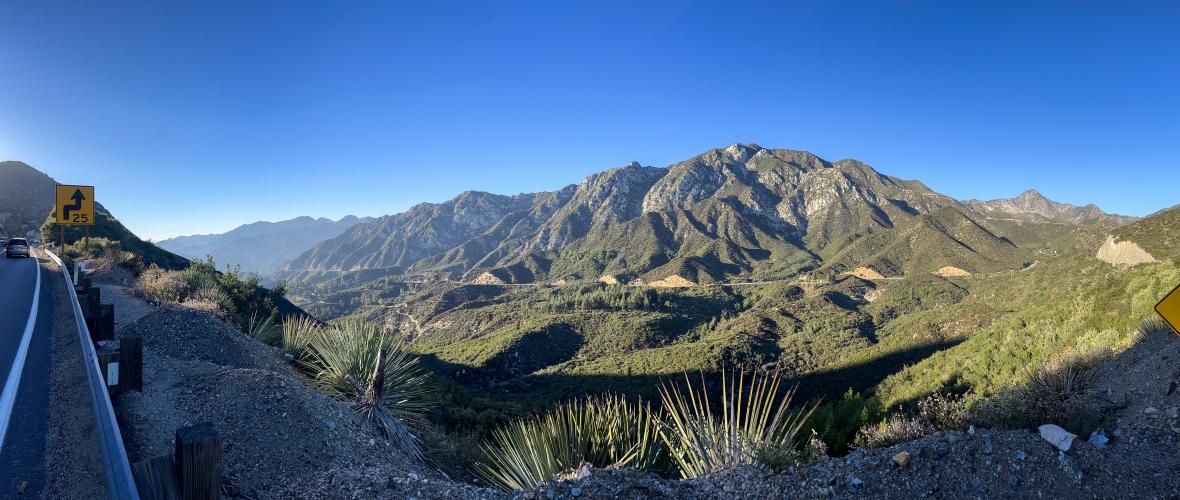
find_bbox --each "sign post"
[1156,284,1180,336]
[55,185,95,254]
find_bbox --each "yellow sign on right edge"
[1156,284,1180,336]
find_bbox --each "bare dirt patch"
[1095,235,1158,267]
[843,266,885,280]
[933,266,971,277]
[649,275,695,288]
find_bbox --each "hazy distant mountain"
[965,189,1137,225]
[159,216,372,275]
[278,144,1132,285]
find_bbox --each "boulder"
[1038,424,1077,452]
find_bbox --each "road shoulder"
[42,255,106,499]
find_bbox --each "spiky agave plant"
[305,319,433,459]
[476,394,662,491]
[658,371,816,478]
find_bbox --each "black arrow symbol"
[62,189,84,219]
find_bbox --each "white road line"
[0,255,41,452]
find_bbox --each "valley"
[4,144,1177,496]
[252,144,1169,455]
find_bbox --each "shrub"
[859,392,968,449]
[176,266,218,293]
[132,264,188,303]
[657,371,816,478]
[973,349,1109,435]
[475,394,661,491]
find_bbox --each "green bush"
[859,392,968,448]
[972,349,1109,435]
[132,264,188,303]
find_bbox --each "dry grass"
[132,264,188,303]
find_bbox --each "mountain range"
[275,144,1132,286]
[158,215,372,275]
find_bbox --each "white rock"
[1144,406,1159,415]
[1039,424,1077,452]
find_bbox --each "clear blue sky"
[1,1,1177,240]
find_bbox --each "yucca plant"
[1134,315,1173,342]
[244,311,282,346]
[658,371,816,478]
[281,315,321,359]
[304,319,433,461]
[475,394,662,491]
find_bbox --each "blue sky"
[1,1,1177,240]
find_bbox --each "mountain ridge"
[275,144,1130,285]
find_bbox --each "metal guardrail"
[45,249,140,499]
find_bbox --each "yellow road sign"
[55,185,95,225]
[1157,284,1180,336]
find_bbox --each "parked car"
[0,236,7,248]
[5,238,30,258]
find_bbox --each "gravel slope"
[112,305,441,497]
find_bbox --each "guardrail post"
[175,423,220,500]
[87,304,115,343]
[132,455,180,500]
[122,336,143,392]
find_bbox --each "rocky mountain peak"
[965,189,1133,225]
[724,142,761,163]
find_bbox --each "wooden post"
[132,455,180,500]
[122,335,143,392]
[175,423,220,500]
[86,304,115,343]
[97,347,124,396]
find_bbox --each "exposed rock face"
[966,189,1135,225]
[1095,235,1158,266]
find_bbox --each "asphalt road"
[0,252,52,497]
